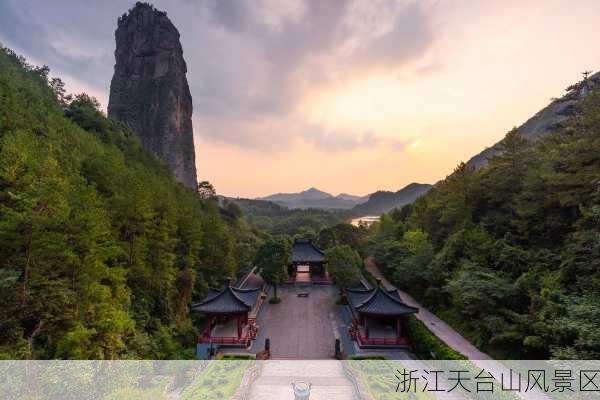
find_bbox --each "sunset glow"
[3,0,600,197]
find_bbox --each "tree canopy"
[0,47,262,359]
[324,245,362,289]
[369,85,600,359]
[254,236,291,300]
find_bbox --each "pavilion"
[192,285,262,348]
[346,284,418,348]
[289,239,328,282]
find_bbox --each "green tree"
[392,230,434,292]
[0,47,257,359]
[197,181,216,200]
[324,245,362,289]
[254,236,291,301]
[316,223,368,254]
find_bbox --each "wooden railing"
[356,333,409,346]
[198,334,250,345]
[350,319,410,346]
[199,320,257,345]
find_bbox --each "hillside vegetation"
[370,83,600,359]
[350,183,432,216]
[0,47,260,359]
[231,197,347,237]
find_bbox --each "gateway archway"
[289,239,331,283]
[295,264,311,284]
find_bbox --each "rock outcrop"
[108,2,197,189]
[466,71,600,170]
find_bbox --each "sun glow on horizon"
[4,0,600,198]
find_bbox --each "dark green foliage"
[0,47,259,359]
[324,245,362,288]
[217,354,255,360]
[405,316,466,360]
[348,355,387,360]
[349,183,432,216]
[316,223,369,255]
[231,198,347,236]
[254,235,291,300]
[370,86,600,359]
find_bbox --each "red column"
[365,317,369,339]
[207,316,212,338]
[237,315,242,339]
[396,318,401,339]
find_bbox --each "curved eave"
[350,286,419,317]
[191,286,260,314]
[356,307,419,317]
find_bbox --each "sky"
[2,0,600,198]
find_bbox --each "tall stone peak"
[108,2,197,189]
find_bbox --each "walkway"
[364,257,491,360]
[248,361,357,400]
[257,285,341,359]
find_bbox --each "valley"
[0,0,599,367]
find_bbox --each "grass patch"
[269,296,281,304]
[180,361,252,400]
[348,359,432,400]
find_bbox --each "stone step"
[253,376,353,386]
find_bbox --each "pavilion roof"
[346,286,418,317]
[191,286,261,314]
[292,239,325,263]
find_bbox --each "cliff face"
[108,2,197,189]
[466,72,600,170]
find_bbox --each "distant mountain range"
[256,183,432,214]
[257,187,369,210]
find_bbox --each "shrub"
[405,315,466,360]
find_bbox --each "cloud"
[302,125,415,153]
[350,1,434,70]
[0,0,435,153]
[0,0,117,90]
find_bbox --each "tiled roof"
[191,286,261,314]
[292,239,325,263]
[346,287,418,316]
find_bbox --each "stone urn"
[292,381,312,400]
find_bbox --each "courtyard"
[255,285,343,359]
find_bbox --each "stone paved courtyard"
[256,285,342,359]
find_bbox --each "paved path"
[257,285,341,359]
[364,257,491,360]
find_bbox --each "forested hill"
[350,182,432,216]
[370,82,600,359]
[0,47,259,359]
[228,197,347,237]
